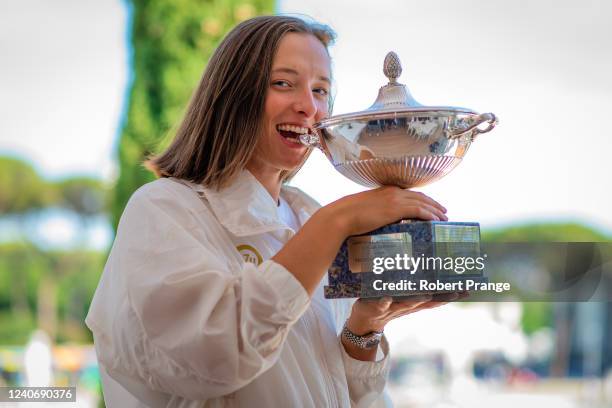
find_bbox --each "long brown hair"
[145,15,335,189]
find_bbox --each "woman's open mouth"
[276,124,311,146]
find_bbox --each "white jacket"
[85,170,391,407]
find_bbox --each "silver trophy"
[301,52,498,298]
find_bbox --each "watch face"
[364,333,383,348]
[364,339,378,348]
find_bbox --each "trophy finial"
[369,51,420,111]
[383,52,402,84]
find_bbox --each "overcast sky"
[0,0,610,234]
[0,0,128,180]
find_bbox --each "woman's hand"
[347,293,465,334]
[273,187,448,296]
[341,292,467,361]
[325,186,448,237]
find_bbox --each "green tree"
[113,0,274,229]
[0,155,107,220]
[0,155,108,249]
[0,157,55,215]
[53,177,107,217]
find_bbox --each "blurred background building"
[0,0,610,407]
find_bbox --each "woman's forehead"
[272,33,331,79]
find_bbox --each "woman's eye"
[273,80,290,87]
[314,88,329,96]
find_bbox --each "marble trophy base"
[324,220,488,299]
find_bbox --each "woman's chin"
[281,162,302,173]
[278,152,308,171]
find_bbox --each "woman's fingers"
[388,295,433,313]
[419,300,451,310]
[400,200,448,221]
[387,292,460,317]
[357,296,393,312]
[458,290,470,300]
[403,191,447,214]
[429,292,461,302]
[381,187,447,221]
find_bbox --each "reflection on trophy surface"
[300,52,499,298]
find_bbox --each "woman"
[86,15,453,407]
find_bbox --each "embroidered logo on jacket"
[236,244,263,265]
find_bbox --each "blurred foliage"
[521,302,551,335]
[113,0,274,230]
[0,242,105,345]
[54,178,108,218]
[0,156,108,218]
[0,157,56,214]
[0,312,36,345]
[482,222,610,242]
[0,155,108,344]
[482,223,610,335]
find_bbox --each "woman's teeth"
[277,124,310,144]
[277,124,310,134]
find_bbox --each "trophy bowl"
[301,52,498,189]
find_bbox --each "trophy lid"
[367,51,422,110]
[316,51,476,128]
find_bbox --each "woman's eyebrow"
[271,67,331,84]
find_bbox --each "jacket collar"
[187,170,320,237]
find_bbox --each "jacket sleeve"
[85,187,311,400]
[340,336,392,408]
[329,298,392,407]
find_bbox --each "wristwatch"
[341,322,383,349]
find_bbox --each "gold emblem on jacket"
[236,244,263,265]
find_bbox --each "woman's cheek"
[317,101,329,119]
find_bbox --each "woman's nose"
[293,89,317,118]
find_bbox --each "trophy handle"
[446,113,498,139]
[299,129,333,159]
[299,132,323,149]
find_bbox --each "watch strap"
[342,322,383,349]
